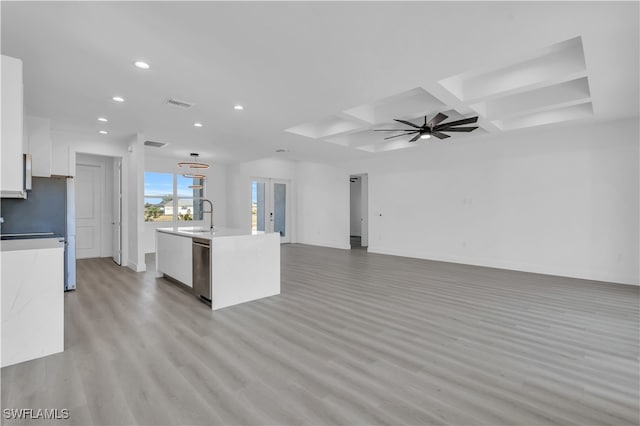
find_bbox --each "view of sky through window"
[144,172,172,204]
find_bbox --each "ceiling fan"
[374,113,479,142]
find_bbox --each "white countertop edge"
[1,238,65,252]
[156,226,272,239]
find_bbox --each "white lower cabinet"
[156,231,192,287]
[1,239,64,367]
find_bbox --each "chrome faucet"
[202,199,214,231]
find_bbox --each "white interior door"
[251,178,291,243]
[76,164,102,259]
[112,159,122,265]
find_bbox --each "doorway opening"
[251,178,291,243]
[350,173,368,250]
[75,153,122,265]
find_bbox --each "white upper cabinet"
[1,55,25,198]
[25,116,52,177]
[50,136,73,177]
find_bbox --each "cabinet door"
[156,232,193,287]
[1,244,64,367]
[1,55,25,198]
[25,116,52,177]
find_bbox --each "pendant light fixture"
[177,152,210,169]
[182,172,206,179]
[179,153,207,190]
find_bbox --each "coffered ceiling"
[1,2,638,163]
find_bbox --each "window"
[144,172,205,222]
[176,174,204,221]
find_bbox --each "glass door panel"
[251,179,290,243]
[252,181,266,232]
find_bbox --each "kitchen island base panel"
[1,239,64,367]
[211,232,280,311]
[155,230,192,286]
[155,227,281,310]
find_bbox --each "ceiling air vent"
[144,140,168,148]
[165,98,195,109]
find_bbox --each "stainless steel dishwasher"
[192,237,212,304]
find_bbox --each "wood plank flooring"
[2,244,639,425]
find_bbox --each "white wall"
[143,154,227,254]
[126,134,145,271]
[51,131,128,177]
[50,118,639,285]
[50,131,141,271]
[296,161,350,250]
[225,158,350,249]
[226,158,297,233]
[350,177,362,237]
[338,117,638,285]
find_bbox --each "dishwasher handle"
[193,241,210,248]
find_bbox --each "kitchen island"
[155,227,280,310]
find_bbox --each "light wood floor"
[2,244,639,426]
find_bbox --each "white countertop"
[1,238,65,252]
[156,226,267,239]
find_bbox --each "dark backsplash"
[0,176,67,235]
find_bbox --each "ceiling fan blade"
[435,116,479,129]
[431,131,451,139]
[409,133,422,142]
[373,129,417,132]
[427,112,448,127]
[439,126,478,132]
[384,131,419,140]
[394,119,421,129]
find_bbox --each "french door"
[251,178,290,243]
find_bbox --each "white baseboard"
[368,246,638,286]
[127,260,146,273]
[297,240,351,250]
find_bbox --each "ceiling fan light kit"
[374,113,479,142]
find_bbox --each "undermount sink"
[175,226,214,235]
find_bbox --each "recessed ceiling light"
[97,117,108,122]
[134,61,150,70]
[193,122,203,128]
[99,130,108,134]
[112,96,125,102]
[420,133,431,140]
[234,105,244,110]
